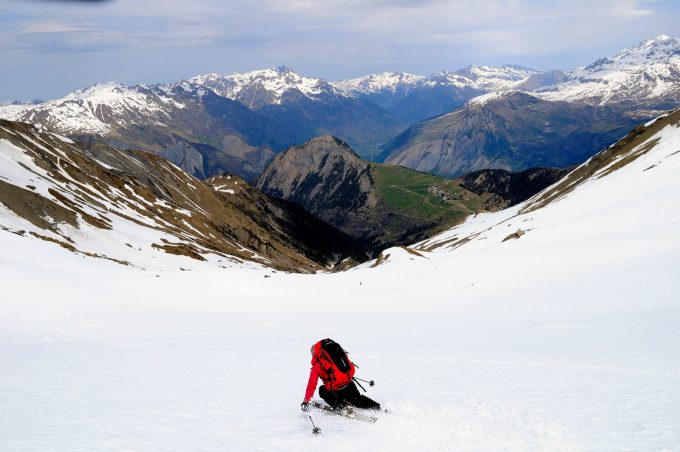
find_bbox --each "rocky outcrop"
[257,136,381,244]
[257,136,563,253]
[459,167,572,209]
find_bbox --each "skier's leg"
[342,382,381,410]
[353,395,381,410]
[319,385,344,409]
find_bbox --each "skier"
[301,338,380,412]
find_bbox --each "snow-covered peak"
[570,35,680,78]
[0,81,189,135]
[61,82,134,103]
[334,66,542,99]
[333,72,425,95]
[613,34,680,64]
[0,103,36,122]
[424,65,541,91]
[190,66,342,107]
[537,35,680,105]
[466,90,522,107]
[455,64,541,82]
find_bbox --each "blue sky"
[1,0,679,101]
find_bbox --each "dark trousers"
[319,381,381,410]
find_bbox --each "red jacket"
[304,358,322,402]
[304,356,354,401]
[304,341,355,401]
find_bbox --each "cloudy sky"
[1,0,679,101]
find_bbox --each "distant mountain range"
[380,35,680,177]
[1,35,679,181]
[335,65,561,123]
[0,62,568,179]
[0,70,406,180]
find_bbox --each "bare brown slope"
[0,119,364,272]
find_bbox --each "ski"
[310,401,378,424]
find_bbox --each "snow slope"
[0,121,223,270]
[1,113,680,450]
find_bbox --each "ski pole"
[308,415,321,435]
[355,377,375,386]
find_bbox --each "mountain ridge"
[0,119,366,271]
[379,35,680,177]
[3,34,679,182]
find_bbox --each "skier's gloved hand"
[301,401,310,412]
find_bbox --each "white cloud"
[23,21,88,34]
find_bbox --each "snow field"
[1,220,679,450]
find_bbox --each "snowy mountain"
[0,67,407,165]
[0,119,365,272]
[334,65,549,121]
[537,34,680,108]
[331,72,425,109]
[399,65,548,122]
[191,66,344,109]
[0,81,191,135]
[2,109,679,450]
[335,65,541,98]
[333,71,425,96]
[380,36,680,177]
[190,66,408,158]
[426,65,542,91]
[4,35,680,181]
[0,81,295,181]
